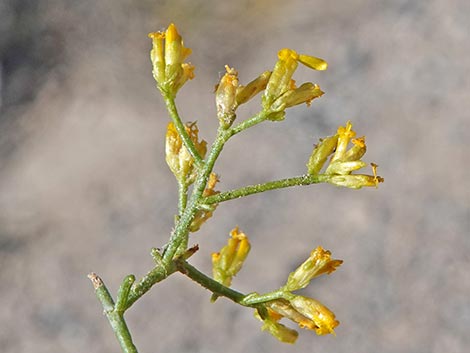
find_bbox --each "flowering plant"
[89,23,383,352]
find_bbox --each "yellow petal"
[298,54,328,71]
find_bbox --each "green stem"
[88,273,138,353]
[162,127,231,265]
[116,275,136,313]
[240,290,287,306]
[176,260,291,308]
[229,110,269,135]
[125,262,176,309]
[177,180,188,216]
[202,174,327,205]
[163,92,204,169]
[175,260,245,303]
[119,116,234,312]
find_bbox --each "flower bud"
[262,49,327,115]
[236,71,271,106]
[285,247,342,291]
[148,32,165,84]
[290,296,339,335]
[263,48,299,110]
[325,160,367,175]
[259,295,339,339]
[215,66,239,128]
[148,23,194,96]
[212,227,251,288]
[324,169,384,189]
[307,135,339,175]
[270,83,324,112]
[165,121,207,183]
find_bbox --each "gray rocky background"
[0,1,469,352]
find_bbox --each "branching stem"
[88,273,138,353]
[162,126,231,265]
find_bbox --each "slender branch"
[116,275,135,313]
[175,260,246,303]
[163,92,204,169]
[239,290,287,306]
[176,260,291,308]
[88,273,138,353]
[229,110,269,135]
[202,174,327,205]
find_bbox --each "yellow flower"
[306,121,384,188]
[212,228,251,289]
[257,295,339,341]
[262,49,327,115]
[306,135,339,175]
[215,65,239,128]
[148,23,194,96]
[298,54,328,71]
[263,49,299,109]
[290,296,339,335]
[270,83,324,113]
[190,173,219,232]
[329,121,356,164]
[325,163,384,189]
[285,246,343,291]
[235,71,272,106]
[256,309,299,344]
[165,121,207,183]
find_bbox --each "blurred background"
[0,0,468,352]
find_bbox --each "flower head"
[256,295,339,342]
[212,227,251,290]
[149,23,194,96]
[290,296,339,335]
[307,121,384,188]
[262,49,327,117]
[215,66,239,128]
[165,121,207,184]
[285,246,343,291]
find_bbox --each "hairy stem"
[229,110,269,135]
[177,180,188,216]
[125,263,176,309]
[202,174,327,205]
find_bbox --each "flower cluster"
[149,23,194,96]
[211,227,251,301]
[254,247,342,343]
[165,121,207,185]
[307,121,384,189]
[262,48,326,121]
[153,23,382,345]
[214,48,327,128]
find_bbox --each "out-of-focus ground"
[0,1,468,352]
